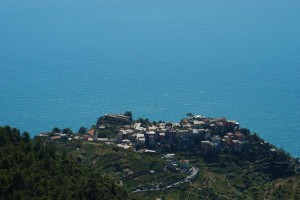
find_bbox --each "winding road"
[132,166,199,193]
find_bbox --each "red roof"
[51,136,61,140]
[88,129,95,136]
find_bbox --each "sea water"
[1,0,300,157]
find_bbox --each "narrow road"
[132,166,199,193]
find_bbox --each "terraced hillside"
[60,141,186,191]
[57,138,299,200]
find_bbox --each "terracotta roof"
[88,129,95,136]
[51,136,61,140]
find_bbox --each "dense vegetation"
[59,138,299,200]
[1,124,300,199]
[60,141,185,191]
[0,126,135,200]
[246,176,300,199]
[131,147,299,200]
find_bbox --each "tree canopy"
[0,126,136,200]
[186,113,194,117]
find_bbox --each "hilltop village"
[98,113,242,153]
[31,112,300,198]
[38,112,272,156]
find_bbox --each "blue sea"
[1,0,300,157]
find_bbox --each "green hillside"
[58,139,298,200]
[1,124,299,199]
[0,126,136,200]
[245,176,300,200]
[59,141,186,191]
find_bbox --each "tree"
[124,111,132,119]
[1,158,10,169]
[62,128,73,137]
[186,113,194,118]
[0,128,8,147]
[253,133,260,142]
[13,170,25,189]
[51,127,60,134]
[86,178,98,199]
[22,132,30,143]
[240,128,250,136]
[0,126,133,200]
[97,116,104,126]
[111,182,116,195]
[78,127,88,134]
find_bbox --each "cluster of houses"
[95,114,246,153]
[37,132,71,141]
[35,113,300,176]
[37,114,246,154]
